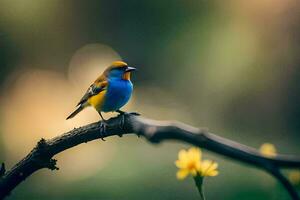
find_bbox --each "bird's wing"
[76,79,108,106]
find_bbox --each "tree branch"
[269,168,299,200]
[0,113,299,199]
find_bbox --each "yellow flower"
[175,147,219,180]
[288,170,300,186]
[259,143,277,158]
[200,160,219,177]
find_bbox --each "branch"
[269,168,299,200]
[0,113,299,199]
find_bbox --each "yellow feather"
[111,61,127,68]
[123,72,131,80]
[87,90,107,112]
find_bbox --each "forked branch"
[0,113,299,199]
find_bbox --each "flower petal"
[201,160,211,170]
[179,149,188,161]
[207,170,219,177]
[196,161,202,171]
[187,147,201,162]
[200,160,219,177]
[175,148,219,179]
[209,162,218,171]
[175,160,187,169]
[176,169,189,180]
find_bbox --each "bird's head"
[105,61,136,80]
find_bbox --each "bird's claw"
[99,122,107,141]
[116,111,140,136]
[116,111,140,137]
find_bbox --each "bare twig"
[0,113,299,199]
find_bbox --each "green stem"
[193,175,206,200]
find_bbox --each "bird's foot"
[99,121,107,141]
[116,110,140,137]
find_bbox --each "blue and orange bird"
[66,61,136,123]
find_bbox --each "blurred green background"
[0,0,300,199]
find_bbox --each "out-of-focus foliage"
[0,0,300,199]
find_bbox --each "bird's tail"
[66,105,85,120]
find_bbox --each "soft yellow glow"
[288,170,300,186]
[259,143,277,158]
[68,43,121,88]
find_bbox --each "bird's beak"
[125,66,136,72]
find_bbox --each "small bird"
[66,61,136,122]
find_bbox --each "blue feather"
[102,77,133,112]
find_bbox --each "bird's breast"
[101,79,133,112]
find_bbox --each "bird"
[66,61,136,122]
